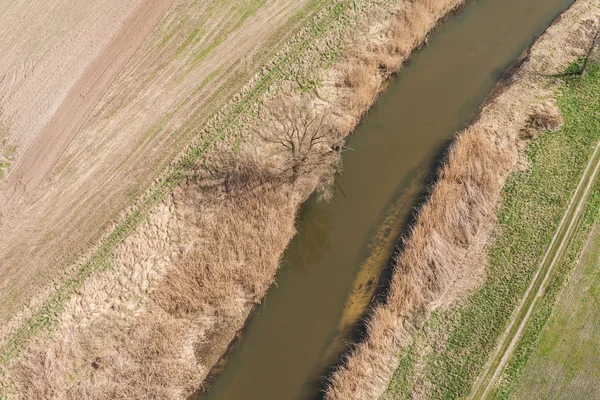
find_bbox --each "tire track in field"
[470,140,600,399]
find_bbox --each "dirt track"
[8,0,175,193]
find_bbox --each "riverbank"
[326,0,600,399]
[0,0,471,398]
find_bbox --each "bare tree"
[198,96,343,198]
[257,96,342,182]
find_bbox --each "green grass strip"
[433,61,600,400]
[472,131,600,399]
[487,62,600,400]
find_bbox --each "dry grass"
[12,313,198,399]
[7,178,299,399]
[155,182,298,318]
[342,64,374,89]
[11,336,77,399]
[329,0,466,121]
[87,183,296,399]
[523,100,564,138]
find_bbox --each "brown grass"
[342,64,374,89]
[330,0,466,120]
[8,180,299,399]
[155,183,297,317]
[523,100,564,138]
[74,315,198,400]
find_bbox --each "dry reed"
[9,180,298,399]
[325,126,515,400]
[523,101,564,138]
[332,0,466,120]
[155,182,298,317]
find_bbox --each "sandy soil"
[0,0,310,321]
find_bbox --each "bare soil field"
[0,0,142,175]
[8,0,176,193]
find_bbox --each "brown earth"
[8,0,176,193]
[0,0,142,171]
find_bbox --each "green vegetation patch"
[174,27,205,56]
[384,61,600,399]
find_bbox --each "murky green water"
[193,0,575,399]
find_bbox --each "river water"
[194,0,575,399]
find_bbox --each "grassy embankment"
[383,59,600,399]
